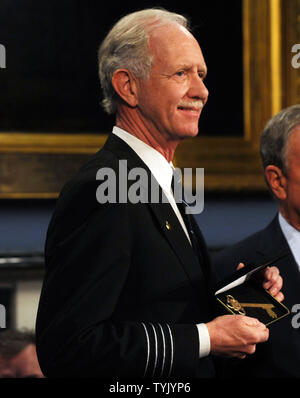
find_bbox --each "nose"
[188,73,209,103]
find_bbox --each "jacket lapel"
[256,215,300,305]
[256,216,289,257]
[102,134,207,292]
[148,200,206,291]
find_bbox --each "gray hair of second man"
[98,8,189,115]
[260,104,300,176]
[0,330,35,359]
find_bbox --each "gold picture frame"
[176,0,288,192]
[0,0,297,198]
[282,0,300,107]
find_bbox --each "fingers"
[247,344,257,355]
[263,266,280,288]
[233,344,256,359]
[237,318,268,358]
[207,315,269,359]
[243,316,260,327]
[231,352,247,359]
[257,324,269,343]
[262,266,283,297]
[237,354,247,359]
[273,291,284,302]
[237,264,284,301]
[243,316,269,343]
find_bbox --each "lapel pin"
[165,221,171,230]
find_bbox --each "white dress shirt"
[112,126,211,358]
[278,212,300,270]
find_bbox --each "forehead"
[148,23,206,70]
[287,126,300,160]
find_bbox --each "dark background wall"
[0,0,243,135]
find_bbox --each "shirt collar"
[112,126,174,193]
[278,212,300,268]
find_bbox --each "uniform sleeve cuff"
[196,323,211,358]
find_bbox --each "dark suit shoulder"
[216,229,264,260]
[61,147,120,198]
[45,147,126,259]
[212,223,272,279]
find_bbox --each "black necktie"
[171,169,199,252]
[172,170,214,315]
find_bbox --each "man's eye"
[176,71,185,77]
[198,72,206,80]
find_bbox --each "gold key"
[226,295,246,315]
[226,295,277,318]
[239,302,277,319]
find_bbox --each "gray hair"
[260,104,300,176]
[98,8,189,114]
[0,330,35,359]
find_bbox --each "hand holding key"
[206,315,269,359]
[237,263,284,302]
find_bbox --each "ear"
[265,165,287,200]
[111,69,138,108]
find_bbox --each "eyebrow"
[175,64,208,75]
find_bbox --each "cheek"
[139,81,188,122]
[287,180,300,208]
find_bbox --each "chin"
[168,124,199,141]
[179,128,199,138]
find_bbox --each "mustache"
[177,100,204,109]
